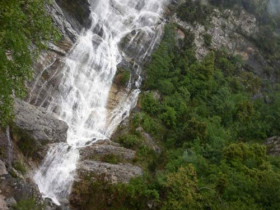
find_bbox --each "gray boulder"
[80,140,136,161]
[13,99,68,144]
[78,160,143,184]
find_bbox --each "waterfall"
[6,126,13,168]
[34,0,168,205]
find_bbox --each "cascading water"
[6,126,13,168]
[34,0,168,205]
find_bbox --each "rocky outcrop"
[77,140,141,183]
[0,128,48,209]
[47,1,78,42]
[27,0,92,107]
[266,136,280,156]
[78,160,142,184]
[173,9,258,59]
[80,140,136,162]
[136,127,161,153]
[13,99,68,144]
[172,8,273,80]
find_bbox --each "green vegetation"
[177,0,213,25]
[12,127,40,158]
[1,0,280,209]
[101,154,122,164]
[13,161,26,175]
[14,198,44,210]
[114,68,131,87]
[203,33,212,47]
[0,0,60,127]
[75,23,280,209]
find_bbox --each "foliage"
[13,161,26,175]
[12,127,40,158]
[14,198,44,210]
[83,23,280,210]
[162,165,201,210]
[114,68,131,87]
[0,0,60,127]
[177,0,213,25]
[203,33,212,47]
[117,134,141,149]
[101,154,122,164]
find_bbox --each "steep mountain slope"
[1,0,280,210]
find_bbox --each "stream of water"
[34,0,168,205]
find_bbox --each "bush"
[141,93,159,115]
[114,68,130,87]
[203,33,212,47]
[13,161,26,175]
[117,135,141,149]
[14,198,43,210]
[177,1,213,25]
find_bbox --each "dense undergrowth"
[74,5,280,209]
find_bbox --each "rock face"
[47,1,78,42]
[27,0,92,108]
[13,99,68,144]
[172,8,274,80]
[55,0,92,32]
[173,9,258,60]
[78,160,143,184]
[266,136,280,156]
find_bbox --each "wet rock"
[0,160,8,176]
[78,160,143,184]
[47,0,79,42]
[266,136,280,156]
[13,99,68,144]
[55,0,92,33]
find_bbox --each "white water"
[6,126,13,168]
[34,0,168,205]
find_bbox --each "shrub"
[13,161,26,175]
[114,68,130,87]
[203,33,212,47]
[117,135,141,149]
